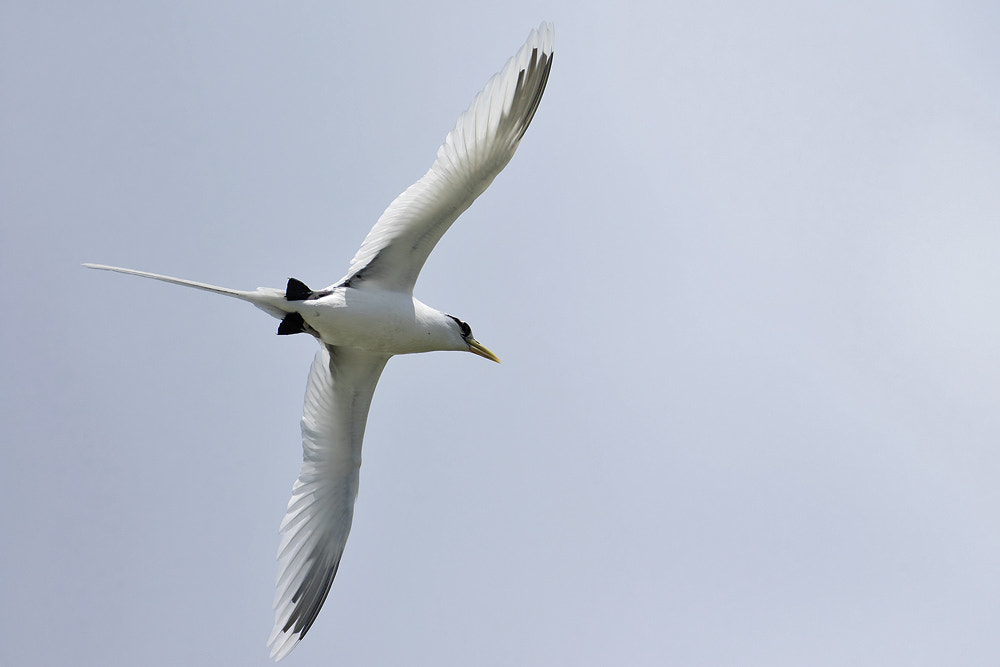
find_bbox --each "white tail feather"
[83,263,289,319]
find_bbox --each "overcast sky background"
[3,1,1000,665]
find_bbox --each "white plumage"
[85,21,553,661]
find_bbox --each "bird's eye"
[446,315,472,338]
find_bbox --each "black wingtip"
[285,278,313,301]
[277,312,307,336]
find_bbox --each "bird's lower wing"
[335,22,554,293]
[268,345,389,661]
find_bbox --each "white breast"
[296,288,458,355]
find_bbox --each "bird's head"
[446,315,500,363]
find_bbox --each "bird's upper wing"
[334,22,554,294]
[268,344,389,661]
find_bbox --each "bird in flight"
[85,22,553,661]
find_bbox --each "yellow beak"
[467,337,501,363]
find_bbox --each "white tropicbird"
[84,23,553,661]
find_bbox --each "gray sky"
[4,1,1000,665]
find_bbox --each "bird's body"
[85,22,553,661]
[292,288,468,356]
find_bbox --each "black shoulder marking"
[286,278,313,301]
[277,312,306,336]
[338,249,384,288]
[287,277,334,301]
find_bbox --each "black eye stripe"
[446,315,472,338]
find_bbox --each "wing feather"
[268,345,389,661]
[335,22,554,293]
